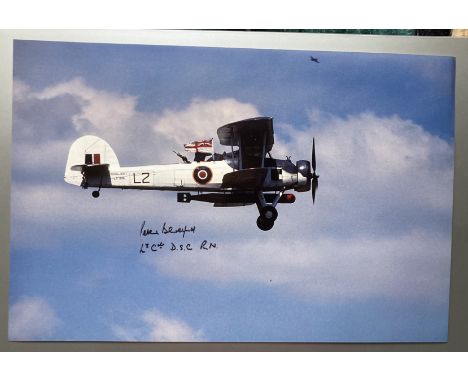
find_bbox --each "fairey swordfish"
[64,117,319,231]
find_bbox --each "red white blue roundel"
[193,166,212,184]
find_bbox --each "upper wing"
[217,117,274,169]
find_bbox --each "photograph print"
[9,38,454,342]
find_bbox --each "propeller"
[296,139,319,202]
[310,138,319,203]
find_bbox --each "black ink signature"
[138,221,215,255]
[140,220,159,236]
[140,221,196,238]
[139,240,217,254]
[161,222,196,238]
[200,240,217,250]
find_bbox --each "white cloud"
[13,77,260,166]
[112,310,204,342]
[147,110,453,302]
[9,296,60,340]
[11,181,178,228]
[153,230,451,302]
[152,97,260,145]
[13,78,31,100]
[12,78,454,304]
[274,111,453,234]
[35,77,138,134]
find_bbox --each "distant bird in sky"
[310,56,320,63]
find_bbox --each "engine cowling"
[295,160,311,192]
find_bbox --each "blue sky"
[9,40,454,341]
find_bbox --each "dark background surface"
[233,29,453,36]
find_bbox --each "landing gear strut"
[91,176,103,198]
[255,190,283,231]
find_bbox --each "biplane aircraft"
[64,117,319,231]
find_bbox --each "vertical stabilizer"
[64,135,120,186]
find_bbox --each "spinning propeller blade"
[311,138,319,203]
[312,138,316,173]
[312,176,318,203]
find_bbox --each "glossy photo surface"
[9,40,455,342]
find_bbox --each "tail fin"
[64,135,120,186]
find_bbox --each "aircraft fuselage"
[65,159,302,192]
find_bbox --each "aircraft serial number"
[133,172,150,184]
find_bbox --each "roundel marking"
[193,166,213,184]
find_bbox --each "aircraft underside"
[81,178,296,231]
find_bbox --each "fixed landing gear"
[260,205,278,221]
[255,190,283,231]
[257,216,275,231]
[92,178,103,198]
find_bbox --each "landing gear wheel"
[260,205,278,221]
[92,190,100,198]
[257,216,274,231]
